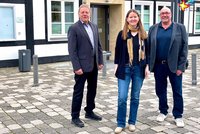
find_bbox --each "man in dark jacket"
[68,4,103,128]
[148,6,188,127]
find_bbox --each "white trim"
[34,43,68,57]
[0,3,26,41]
[125,1,131,15]
[133,1,154,31]
[33,0,46,40]
[194,3,200,34]
[47,0,79,41]
[156,1,171,23]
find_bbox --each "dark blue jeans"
[154,63,183,119]
[117,65,144,127]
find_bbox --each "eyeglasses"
[160,12,171,15]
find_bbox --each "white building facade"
[125,0,200,48]
[0,0,199,67]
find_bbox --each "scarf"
[127,25,145,65]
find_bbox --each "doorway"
[90,5,109,51]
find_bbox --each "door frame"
[90,4,109,51]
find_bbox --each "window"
[143,5,150,31]
[49,0,74,40]
[156,2,171,23]
[195,6,200,33]
[133,1,153,31]
[0,7,15,40]
[135,5,150,30]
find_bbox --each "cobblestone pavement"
[0,49,199,134]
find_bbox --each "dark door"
[90,5,109,51]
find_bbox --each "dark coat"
[114,31,149,80]
[148,22,188,73]
[68,20,103,72]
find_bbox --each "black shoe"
[71,118,84,128]
[85,112,102,121]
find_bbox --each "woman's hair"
[122,9,147,40]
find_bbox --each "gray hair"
[78,4,90,13]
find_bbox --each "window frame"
[194,3,200,34]
[47,0,77,41]
[0,5,16,41]
[133,1,154,31]
[156,2,171,23]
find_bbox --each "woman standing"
[114,9,149,133]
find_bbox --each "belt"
[156,60,167,64]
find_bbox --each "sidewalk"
[0,49,199,134]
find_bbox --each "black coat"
[114,31,149,80]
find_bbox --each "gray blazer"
[68,20,103,72]
[148,22,188,73]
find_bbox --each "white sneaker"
[114,127,123,133]
[175,118,185,127]
[156,113,167,122]
[128,124,136,132]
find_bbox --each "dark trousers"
[154,63,183,119]
[71,65,98,119]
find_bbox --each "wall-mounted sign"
[16,17,24,23]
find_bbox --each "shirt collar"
[159,22,173,29]
[80,20,90,26]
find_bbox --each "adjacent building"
[0,0,199,67]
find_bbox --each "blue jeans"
[154,64,183,119]
[117,65,144,128]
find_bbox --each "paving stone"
[5,110,16,113]
[151,126,168,132]
[98,126,113,133]
[7,124,21,130]
[49,123,63,128]
[22,123,35,129]
[46,111,59,116]
[30,120,44,125]
[0,49,199,134]
[26,106,36,109]
[56,127,75,134]
[41,108,53,113]
[77,131,90,134]
[2,119,17,126]
[0,123,5,129]
[10,128,28,134]
[17,109,28,114]
[0,128,10,134]
[32,102,43,106]
[28,109,40,113]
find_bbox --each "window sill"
[49,37,67,42]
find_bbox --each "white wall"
[34,43,68,57]
[0,46,26,60]
[125,1,131,15]
[0,3,26,41]
[33,0,45,40]
[0,3,26,60]
[189,36,200,45]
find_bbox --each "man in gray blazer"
[68,4,103,128]
[148,6,188,127]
